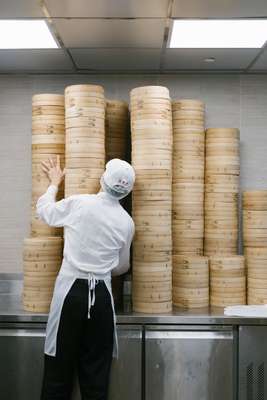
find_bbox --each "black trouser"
[41,279,114,400]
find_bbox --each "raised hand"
[42,155,65,187]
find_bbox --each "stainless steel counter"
[1,294,267,325]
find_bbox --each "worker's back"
[63,191,134,275]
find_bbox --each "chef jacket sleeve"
[112,219,135,277]
[36,185,78,227]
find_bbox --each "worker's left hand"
[42,155,65,187]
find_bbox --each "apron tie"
[88,274,98,318]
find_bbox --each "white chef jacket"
[36,185,135,358]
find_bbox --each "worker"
[37,155,135,400]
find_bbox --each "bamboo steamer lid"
[131,96,170,106]
[131,85,170,98]
[32,93,64,106]
[65,84,104,94]
[206,128,239,139]
[243,190,267,200]
[172,99,205,111]
[65,97,105,109]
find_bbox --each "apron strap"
[87,274,98,318]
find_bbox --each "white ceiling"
[0,0,266,73]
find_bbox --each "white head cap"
[100,159,135,199]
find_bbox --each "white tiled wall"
[0,73,266,272]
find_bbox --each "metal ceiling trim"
[40,0,77,72]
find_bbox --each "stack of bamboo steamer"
[31,94,65,236]
[23,238,63,312]
[204,128,240,255]
[64,85,105,197]
[23,93,65,312]
[210,256,246,306]
[173,255,209,308]
[243,191,267,304]
[105,100,129,161]
[105,100,129,306]
[131,86,173,313]
[172,99,205,255]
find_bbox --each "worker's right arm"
[36,186,78,227]
[112,219,135,277]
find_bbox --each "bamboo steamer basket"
[31,214,63,237]
[131,86,172,313]
[105,100,128,162]
[210,256,245,306]
[23,237,62,312]
[32,105,64,116]
[173,256,209,296]
[65,85,105,196]
[132,301,172,313]
[32,94,64,107]
[172,99,205,111]
[206,128,239,139]
[172,100,205,255]
[31,95,65,237]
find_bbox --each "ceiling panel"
[172,0,267,18]
[70,48,161,70]
[250,49,267,70]
[45,0,169,17]
[0,50,74,72]
[164,49,259,70]
[0,0,44,17]
[52,19,165,48]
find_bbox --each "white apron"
[44,259,118,359]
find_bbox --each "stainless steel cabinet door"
[239,325,267,400]
[0,328,45,400]
[145,326,234,400]
[72,324,143,400]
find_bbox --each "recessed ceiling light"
[0,20,58,49]
[204,57,216,63]
[169,19,267,48]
